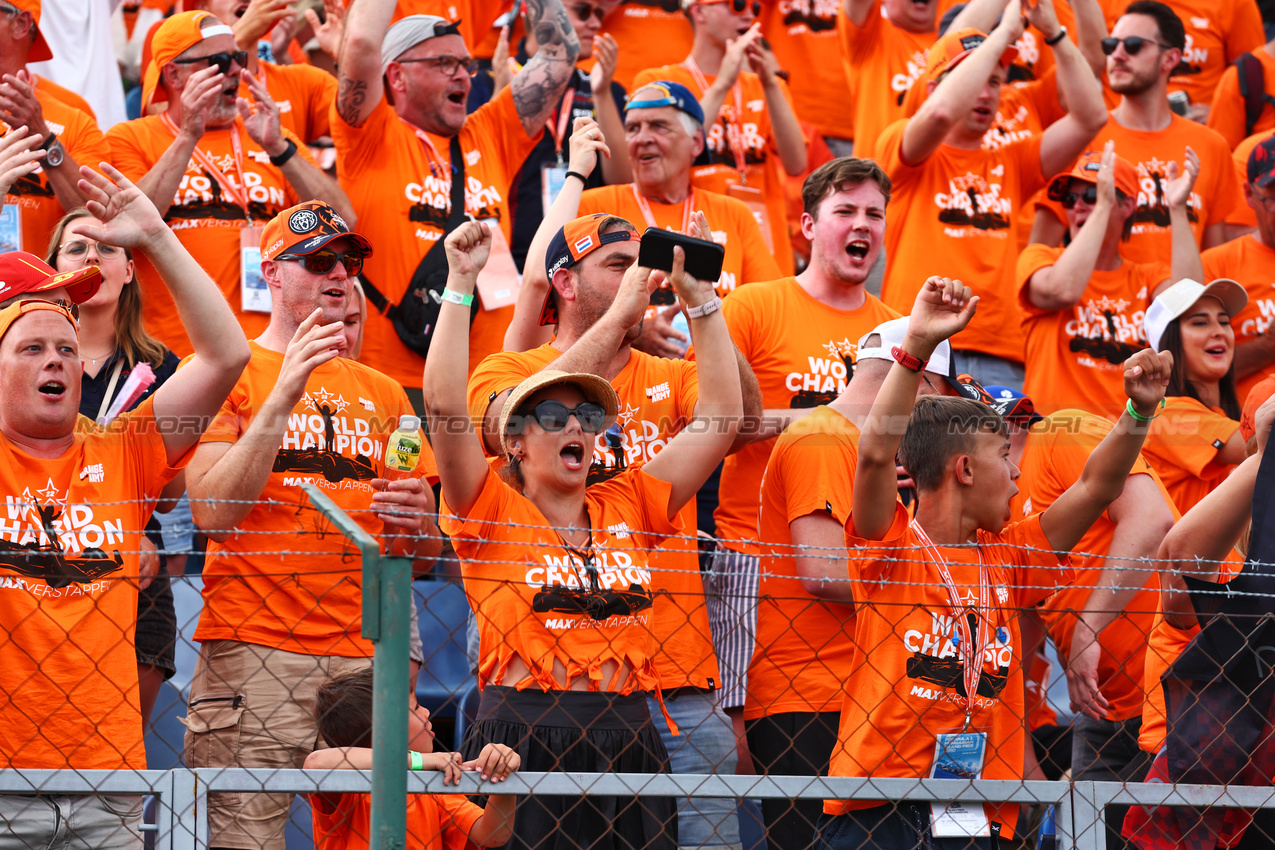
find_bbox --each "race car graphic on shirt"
[936,172,1011,231]
[0,482,125,588]
[789,338,856,408]
[274,388,381,482]
[903,608,1012,700]
[778,0,838,32]
[526,549,655,623]
[1066,295,1146,366]
[1133,157,1201,228]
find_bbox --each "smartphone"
[1168,90,1190,116]
[638,227,725,283]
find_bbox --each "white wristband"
[684,297,722,319]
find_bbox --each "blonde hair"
[45,208,169,370]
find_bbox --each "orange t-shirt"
[106,115,314,355]
[1140,395,1240,515]
[837,0,935,157]
[312,788,483,850]
[330,90,539,388]
[758,0,855,139]
[0,399,186,770]
[33,75,96,120]
[576,184,782,297]
[257,61,339,144]
[747,405,858,720]
[599,0,694,92]
[2,93,111,259]
[826,503,1073,839]
[439,466,679,694]
[1202,234,1275,403]
[195,342,438,657]
[1017,244,1163,416]
[632,65,795,276]
[1034,116,1243,268]
[1164,0,1264,110]
[1010,411,1168,722]
[875,119,1045,362]
[466,344,718,690]
[1207,44,1275,149]
[694,277,899,553]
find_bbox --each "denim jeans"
[647,690,741,849]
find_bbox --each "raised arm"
[588,35,633,185]
[854,277,979,539]
[1039,348,1172,551]
[1035,0,1107,177]
[1165,147,1204,289]
[702,25,761,128]
[642,213,742,518]
[186,311,345,540]
[902,1,1024,165]
[75,164,251,466]
[1069,0,1110,77]
[0,71,91,213]
[422,222,499,517]
[544,263,656,374]
[511,0,581,137]
[134,65,228,217]
[841,0,878,29]
[335,0,395,128]
[748,39,806,176]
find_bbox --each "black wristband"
[1044,26,1067,46]
[269,139,298,167]
[564,170,588,185]
[39,132,59,151]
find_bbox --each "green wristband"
[441,289,475,307]
[1125,397,1165,422]
[409,750,424,770]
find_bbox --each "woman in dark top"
[46,208,182,724]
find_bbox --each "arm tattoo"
[512,0,581,128]
[337,77,369,128]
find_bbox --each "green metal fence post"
[302,484,409,849]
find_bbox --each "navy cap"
[983,385,1044,426]
[1248,135,1275,189]
[624,80,705,125]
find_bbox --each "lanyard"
[681,57,749,185]
[160,113,250,214]
[547,86,576,163]
[910,519,992,729]
[397,115,449,180]
[631,185,693,232]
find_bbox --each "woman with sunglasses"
[1139,278,1250,514]
[424,218,741,850]
[46,207,184,728]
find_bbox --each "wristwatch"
[1044,26,1067,46]
[891,345,927,372]
[40,133,65,168]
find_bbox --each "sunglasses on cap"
[276,249,366,277]
[699,0,762,13]
[1100,36,1172,56]
[173,50,249,76]
[12,298,80,323]
[520,400,608,433]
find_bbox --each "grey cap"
[381,15,463,74]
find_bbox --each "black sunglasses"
[571,3,607,22]
[1060,185,1099,208]
[173,50,249,76]
[523,400,608,433]
[276,249,366,277]
[1100,36,1172,56]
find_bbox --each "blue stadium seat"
[413,577,475,723]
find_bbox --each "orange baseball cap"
[260,201,373,262]
[0,300,78,347]
[141,10,235,112]
[540,214,638,326]
[0,252,101,304]
[10,0,53,62]
[1046,149,1140,202]
[925,28,1018,79]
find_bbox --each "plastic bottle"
[385,414,423,477]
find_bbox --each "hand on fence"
[464,743,521,782]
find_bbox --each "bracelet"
[1125,397,1166,422]
[269,139,298,167]
[1043,26,1067,46]
[39,132,59,151]
[408,750,424,771]
[684,297,722,319]
[890,345,927,373]
[441,288,474,306]
[564,170,588,184]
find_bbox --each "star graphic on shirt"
[618,403,639,427]
[1090,296,1130,314]
[838,338,857,357]
[960,588,978,609]
[34,479,66,506]
[823,340,843,358]
[1139,157,1168,178]
[331,394,350,414]
[306,387,336,410]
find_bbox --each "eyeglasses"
[395,55,480,77]
[276,249,366,277]
[1252,183,1275,212]
[1060,185,1099,208]
[698,0,762,14]
[59,240,124,261]
[521,400,608,433]
[1100,36,1173,56]
[571,3,607,22]
[172,50,249,76]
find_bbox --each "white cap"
[1144,278,1248,352]
[397,414,422,432]
[856,317,954,377]
[381,15,462,74]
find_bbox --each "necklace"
[81,348,115,365]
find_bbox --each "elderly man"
[184,201,442,850]
[0,0,110,256]
[334,0,581,405]
[106,10,353,355]
[576,80,781,357]
[0,164,249,849]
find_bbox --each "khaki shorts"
[182,639,371,850]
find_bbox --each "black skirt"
[460,685,677,850]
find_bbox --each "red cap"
[1046,149,1140,202]
[0,252,101,304]
[10,0,52,62]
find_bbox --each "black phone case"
[638,228,725,283]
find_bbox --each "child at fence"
[422,218,742,850]
[816,276,1172,848]
[306,667,520,850]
